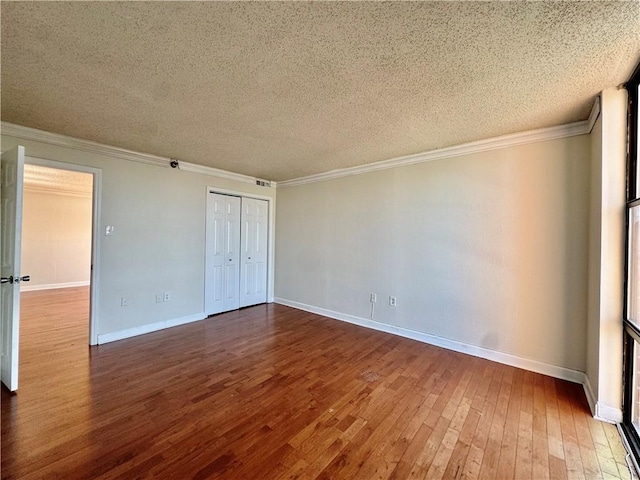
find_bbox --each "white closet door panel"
[240,198,268,308]
[205,193,241,315]
[212,266,223,302]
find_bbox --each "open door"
[1,145,28,391]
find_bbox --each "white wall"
[21,189,92,291]
[3,92,626,422]
[1,133,276,340]
[586,88,627,422]
[276,135,591,375]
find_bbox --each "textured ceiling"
[24,164,93,197]
[2,2,639,182]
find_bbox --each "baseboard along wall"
[275,297,622,423]
[92,295,622,423]
[97,312,206,344]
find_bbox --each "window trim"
[621,60,640,465]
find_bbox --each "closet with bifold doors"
[205,192,268,316]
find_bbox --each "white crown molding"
[1,122,270,185]
[1,122,169,167]
[178,160,259,186]
[278,117,594,188]
[3,98,598,190]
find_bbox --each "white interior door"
[205,193,241,315]
[1,146,26,392]
[240,198,268,308]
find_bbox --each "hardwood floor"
[1,287,633,479]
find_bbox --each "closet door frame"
[204,187,274,315]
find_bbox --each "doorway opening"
[17,159,101,389]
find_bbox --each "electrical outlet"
[370,293,377,303]
[389,296,397,307]
[121,297,130,307]
[155,294,163,304]
[163,292,171,302]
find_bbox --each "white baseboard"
[577,376,622,424]
[583,376,597,416]
[275,297,586,385]
[97,312,206,344]
[21,280,90,292]
[596,402,623,424]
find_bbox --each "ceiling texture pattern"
[23,164,93,197]
[2,2,639,182]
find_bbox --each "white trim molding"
[580,376,622,423]
[179,161,267,187]
[583,376,597,417]
[97,312,206,344]
[3,103,597,191]
[275,298,586,385]
[275,298,626,423]
[595,403,623,424]
[2,122,168,167]
[278,114,596,188]
[587,96,601,133]
[1,122,271,186]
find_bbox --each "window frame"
[621,60,640,463]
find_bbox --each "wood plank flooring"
[1,287,633,479]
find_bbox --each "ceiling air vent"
[256,179,271,187]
